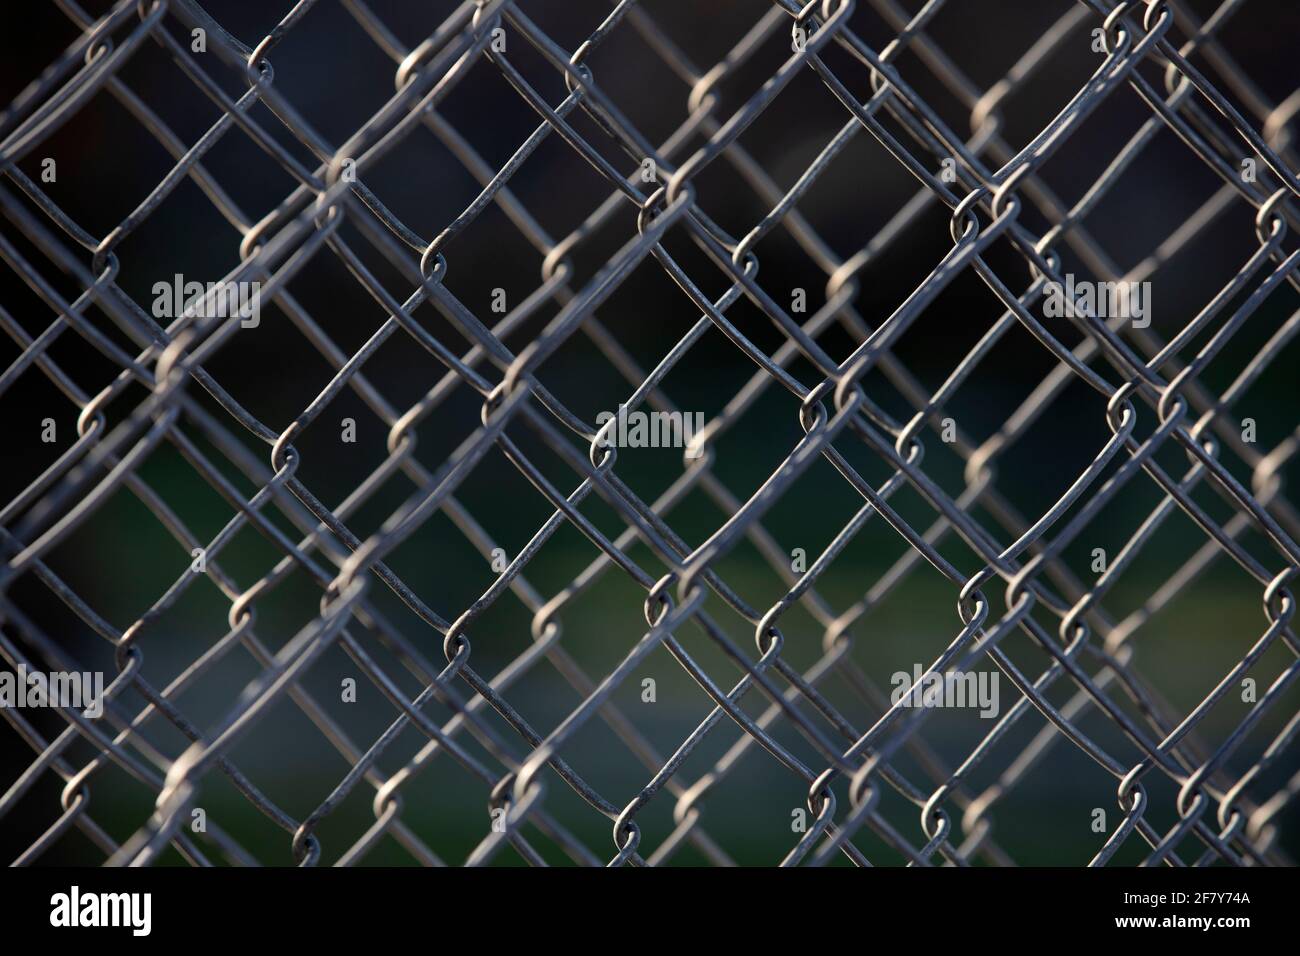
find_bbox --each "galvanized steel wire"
[1,0,1299,866]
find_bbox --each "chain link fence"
[0,0,1298,866]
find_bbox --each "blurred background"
[1,0,1298,865]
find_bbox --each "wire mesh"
[1,0,1298,866]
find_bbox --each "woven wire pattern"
[1,0,1299,866]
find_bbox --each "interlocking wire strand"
[1,0,1299,866]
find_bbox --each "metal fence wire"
[1,0,1299,867]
